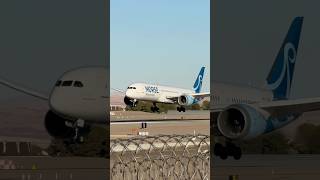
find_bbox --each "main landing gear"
[177,106,186,112]
[214,142,242,160]
[151,103,159,112]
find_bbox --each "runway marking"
[111,118,209,125]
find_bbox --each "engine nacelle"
[44,111,75,139]
[178,95,195,106]
[217,104,269,140]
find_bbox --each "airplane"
[211,16,320,160]
[0,66,107,142]
[113,67,210,112]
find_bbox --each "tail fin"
[266,17,303,100]
[193,67,205,93]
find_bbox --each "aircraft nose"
[49,88,106,121]
[125,90,132,98]
[49,92,72,117]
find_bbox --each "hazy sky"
[111,0,210,92]
[0,1,106,101]
[212,0,320,99]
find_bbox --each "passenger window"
[74,81,84,87]
[62,80,73,86]
[55,80,62,86]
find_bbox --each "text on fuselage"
[145,86,159,94]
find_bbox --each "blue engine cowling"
[217,104,270,140]
[178,95,195,106]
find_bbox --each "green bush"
[294,123,320,153]
[240,132,291,154]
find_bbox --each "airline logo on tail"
[193,67,205,93]
[266,17,303,100]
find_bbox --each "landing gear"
[65,119,89,144]
[151,103,159,112]
[151,106,159,112]
[74,129,84,143]
[214,142,242,160]
[132,99,138,107]
[124,96,138,107]
[177,106,186,112]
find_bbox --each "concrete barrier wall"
[0,142,42,156]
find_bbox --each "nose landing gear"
[65,119,88,144]
[131,99,138,107]
[124,96,138,107]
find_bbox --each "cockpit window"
[127,87,136,89]
[55,80,62,86]
[62,80,73,86]
[74,81,84,87]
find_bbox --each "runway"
[110,110,209,120]
[213,154,320,179]
[110,110,209,139]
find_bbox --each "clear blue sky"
[111,0,210,93]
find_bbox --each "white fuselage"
[49,67,107,122]
[125,82,273,106]
[125,83,194,104]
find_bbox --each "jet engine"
[44,111,75,139]
[178,95,195,106]
[217,104,269,140]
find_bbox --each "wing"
[111,88,125,94]
[189,92,210,99]
[258,97,320,116]
[211,97,320,116]
[0,77,48,100]
[166,92,210,103]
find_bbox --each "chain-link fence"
[110,134,210,180]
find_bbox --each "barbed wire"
[110,134,210,180]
